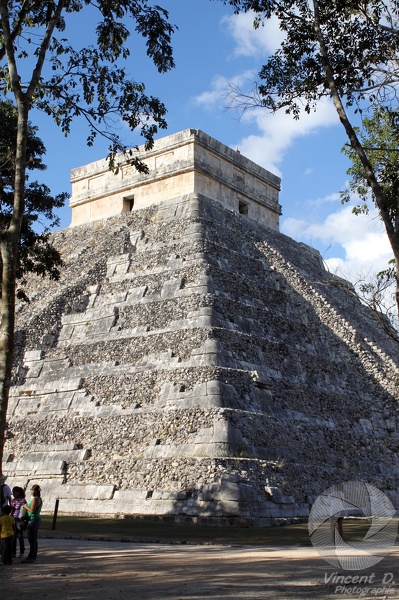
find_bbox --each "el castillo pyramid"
[5,129,399,525]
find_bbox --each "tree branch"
[26,1,65,101]
[0,0,32,61]
[312,0,394,237]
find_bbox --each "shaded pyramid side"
[5,193,399,524]
[193,198,399,515]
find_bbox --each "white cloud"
[194,71,256,111]
[236,101,339,173]
[282,204,393,283]
[221,12,285,57]
[194,73,339,174]
[193,9,340,174]
[305,192,341,206]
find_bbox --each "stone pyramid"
[5,130,399,525]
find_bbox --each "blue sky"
[26,0,392,291]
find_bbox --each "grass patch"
[41,515,312,546]
[40,516,393,547]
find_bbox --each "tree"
[353,265,399,337]
[221,0,399,311]
[341,108,399,220]
[0,1,176,473]
[0,99,67,297]
[340,106,399,328]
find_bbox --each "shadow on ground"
[3,537,399,600]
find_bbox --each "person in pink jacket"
[11,486,26,558]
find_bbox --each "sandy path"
[2,538,399,599]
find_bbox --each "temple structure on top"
[69,128,282,229]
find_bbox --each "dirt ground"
[2,538,399,600]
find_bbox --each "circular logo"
[309,481,397,570]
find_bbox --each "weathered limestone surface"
[5,190,399,525]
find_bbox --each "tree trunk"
[0,232,19,470]
[312,0,399,317]
[0,0,65,475]
[0,99,29,473]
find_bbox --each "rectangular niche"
[239,200,249,216]
[123,195,134,213]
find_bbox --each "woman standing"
[22,484,42,563]
[11,486,26,558]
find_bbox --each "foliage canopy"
[0,99,67,295]
[0,1,176,166]
[224,0,399,116]
[342,109,399,217]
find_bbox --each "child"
[0,505,16,565]
[11,486,26,558]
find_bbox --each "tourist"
[11,486,26,558]
[0,505,16,565]
[22,484,42,563]
[0,475,12,515]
